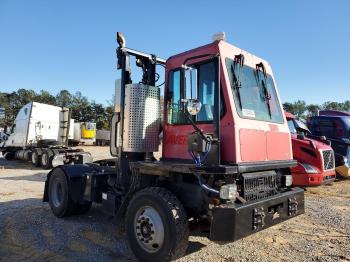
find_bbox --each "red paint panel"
[266,131,291,160]
[240,129,266,161]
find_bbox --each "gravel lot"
[0,146,349,261]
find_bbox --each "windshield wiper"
[231,54,245,108]
[256,62,272,118]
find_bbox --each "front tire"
[126,187,189,262]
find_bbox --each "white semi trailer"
[0,102,92,169]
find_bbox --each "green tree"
[56,90,73,108]
[282,102,295,114]
[322,101,343,111]
[36,90,56,105]
[293,100,307,118]
[306,104,320,116]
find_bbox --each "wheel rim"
[134,206,164,253]
[42,153,47,166]
[51,178,63,208]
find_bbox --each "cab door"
[163,59,220,161]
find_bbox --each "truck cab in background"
[285,112,335,186]
[0,102,92,168]
[307,111,350,178]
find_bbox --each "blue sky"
[0,0,349,105]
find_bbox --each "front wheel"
[126,187,189,262]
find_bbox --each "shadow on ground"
[0,158,45,171]
[0,198,208,261]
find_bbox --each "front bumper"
[210,187,304,242]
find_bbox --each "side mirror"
[185,99,202,116]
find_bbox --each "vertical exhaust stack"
[58,107,70,146]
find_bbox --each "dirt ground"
[0,146,349,261]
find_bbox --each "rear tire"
[41,149,54,169]
[31,148,42,167]
[4,152,14,160]
[48,167,74,217]
[126,187,189,262]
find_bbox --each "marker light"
[212,32,226,42]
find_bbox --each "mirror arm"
[180,108,209,143]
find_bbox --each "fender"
[43,164,111,203]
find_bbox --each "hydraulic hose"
[194,173,219,195]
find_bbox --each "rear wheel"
[31,148,42,167]
[4,152,14,160]
[41,149,54,169]
[48,167,74,217]
[48,167,92,217]
[126,187,189,262]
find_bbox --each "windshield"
[226,58,284,123]
[287,119,297,133]
[295,120,311,134]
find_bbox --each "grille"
[242,171,278,202]
[322,150,335,170]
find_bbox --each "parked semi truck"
[285,112,335,186]
[307,110,350,177]
[44,32,304,261]
[0,102,92,169]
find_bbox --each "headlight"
[283,175,293,187]
[220,184,237,200]
[300,163,318,174]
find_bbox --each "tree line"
[0,89,114,130]
[283,100,350,119]
[1,89,349,128]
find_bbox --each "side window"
[197,62,216,122]
[167,70,185,124]
[166,60,223,125]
